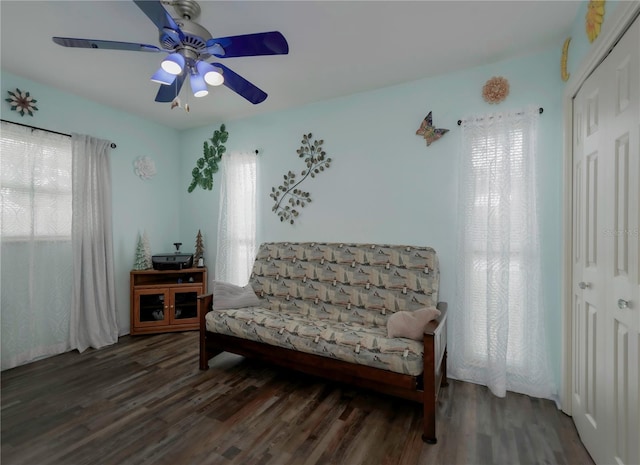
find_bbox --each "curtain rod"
[1,119,117,148]
[457,107,543,126]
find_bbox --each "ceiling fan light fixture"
[150,67,177,85]
[51,1,289,106]
[197,60,224,86]
[161,52,185,75]
[190,72,208,97]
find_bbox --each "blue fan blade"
[133,0,184,42]
[155,72,186,102]
[207,31,288,58]
[52,37,160,52]
[213,63,267,104]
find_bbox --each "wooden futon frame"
[198,296,448,443]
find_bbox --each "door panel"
[574,159,583,265]
[573,295,583,405]
[586,152,599,267]
[585,302,598,427]
[614,320,629,464]
[613,135,629,277]
[587,90,600,136]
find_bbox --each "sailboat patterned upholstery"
[205,242,440,376]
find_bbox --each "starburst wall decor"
[5,88,38,117]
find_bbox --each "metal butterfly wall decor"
[416,111,449,146]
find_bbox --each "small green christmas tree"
[194,230,204,262]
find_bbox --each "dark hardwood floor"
[1,332,595,465]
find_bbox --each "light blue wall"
[1,71,181,334]
[180,46,566,390]
[2,46,566,389]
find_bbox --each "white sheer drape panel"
[70,134,118,353]
[215,151,257,286]
[1,122,73,370]
[450,106,554,399]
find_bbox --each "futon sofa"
[198,242,448,443]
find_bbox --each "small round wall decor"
[133,156,157,180]
[5,88,38,116]
[482,76,509,104]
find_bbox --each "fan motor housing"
[159,0,212,56]
[160,18,212,54]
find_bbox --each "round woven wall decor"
[482,76,509,104]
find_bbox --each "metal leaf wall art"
[271,133,332,225]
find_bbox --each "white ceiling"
[1,1,580,130]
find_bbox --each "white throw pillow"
[212,281,261,310]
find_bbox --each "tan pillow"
[387,307,441,340]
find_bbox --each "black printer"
[152,253,194,270]
[152,242,194,270]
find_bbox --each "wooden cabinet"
[130,268,207,335]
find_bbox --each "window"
[215,152,257,285]
[468,127,528,368]
[1,124,72,240]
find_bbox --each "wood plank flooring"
[1,332,595,465]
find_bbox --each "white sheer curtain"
[1,122,73,369]
[70,134,118,352]
[215,151,257,286]
[450,106,554,399]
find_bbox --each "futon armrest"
[424,302,447,336]
[198,293,213,328]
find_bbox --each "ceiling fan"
[52,0,289,105]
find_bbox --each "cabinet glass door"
[135,289,169,326]
[170,286,200,324]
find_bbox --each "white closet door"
[572,15,639,465]
[572,43,609,465]
[602,14,639,465]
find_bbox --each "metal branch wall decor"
[188,124,228,192]
[270,133,331,224]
